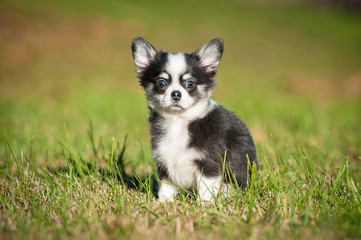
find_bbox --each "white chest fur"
[153,116,204,188]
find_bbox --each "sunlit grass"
[2,129,360,239]
[0,0,361,239]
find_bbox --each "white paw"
[197,175,222,203]
[158,180,178,202]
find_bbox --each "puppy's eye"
[156,79,167,89]
[185,80,196,89]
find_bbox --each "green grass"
[1,0,361,239]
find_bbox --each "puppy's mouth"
[166,103,185,111]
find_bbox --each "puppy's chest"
[152,117,203,187]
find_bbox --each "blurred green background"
[0,0,360,174]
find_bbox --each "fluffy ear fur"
[131,37,158,73]
[194,39,224,73]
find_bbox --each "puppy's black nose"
[171,91,182,101]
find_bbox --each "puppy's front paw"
[158,194,175,202]
[197,176,222,204]
[158,180,178,202]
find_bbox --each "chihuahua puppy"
[131,38,257,202]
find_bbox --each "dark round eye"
[156,79,167,89]
[185,80,196,89]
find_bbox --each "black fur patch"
[185,53,216,90]
[188,105,257,188]
[138,51,169,90]
[149,110,163,152]
[156,162,169,181]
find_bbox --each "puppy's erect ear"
[131,37,157,73]
[194,39,224,74]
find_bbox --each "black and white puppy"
[131,38,257,202]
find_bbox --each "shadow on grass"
[49,153,160,198]
[4,120,160,198]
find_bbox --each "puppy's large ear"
[131,37,157,73]
[194,39,224,74]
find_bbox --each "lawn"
[1,0,361,239]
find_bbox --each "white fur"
[197,175,223,202]
[158,179,178,202]
[179,98,216,121]
[183,73,192,80]
[160,53,197,111]
[159,72,169,79]
[153,116,205,188]
[162,82,194,111]
[161,99,217,122]
[155,100,219,201]
[133,42,157,72]
[165,53,187,78]
[198,45,220,67]
[196,40,222,73]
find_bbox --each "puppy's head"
[131,37,223,114]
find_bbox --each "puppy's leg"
[197,175,222,202]
[158,179,178,202]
